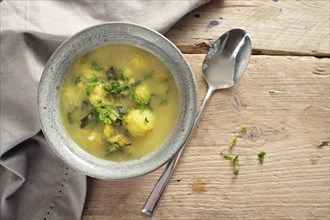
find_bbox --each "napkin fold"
[0,1,209,219]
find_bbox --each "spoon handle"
[142,88,214,217]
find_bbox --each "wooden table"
[82,1,330,219]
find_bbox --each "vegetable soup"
[59,44,179,161]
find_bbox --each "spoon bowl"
[142,28,252,217]
[202,28,252,90]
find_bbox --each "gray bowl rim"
[38,22,197,180]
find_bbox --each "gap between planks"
[179,47,330,58]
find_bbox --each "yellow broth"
[59,44,179,161]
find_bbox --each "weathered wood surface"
[82,55,330,220]
[82,0,330,219]
[166,0,330,56]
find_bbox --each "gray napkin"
[0,1,209,219]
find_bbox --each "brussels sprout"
[130,54,146,70]
[131,83,151,107]
[124,109,155,137]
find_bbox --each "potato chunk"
[103,124,114,139]
[124,109,155,137]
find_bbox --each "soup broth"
[60,44,179,161]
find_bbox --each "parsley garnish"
[91,60,104,71]
[143,71,154,80]
[104,143,121,155]
[240,126,248,134]
[129,86,150,111]
[96,105,121,125]
[229,137,238,148]
[80,105,122,128]
[104,81,122,95]
[90,75,100,83]
[221,151,239,175]
[85,82,98,96]
[151,94,167,105]
[74,76,82,84]
[258,151,266,164]
[117,68,127,82]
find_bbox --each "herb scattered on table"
[229,137,238,148]
[221,151,239,175]
[220,126,269,175]
[258,151,266,164]
[240,126,248,134]
[228,126,248,148]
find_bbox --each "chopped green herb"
[96,105,121,125]
[258,151,266,164]
[104,143,121,155]
[74,76,82,84]
[117,68,127,82]
[104,81,122,95]
[159,98,167,105]
[129,87,150,111]
[97,108,113,124]
[85,82,98,96]
[221,151,239,175]
[80,105,122,127]
[90,75,100,83]
[143,71,154,80]
[91,60,104,71]
[221,152,239,162]
[240,126,248,134]
[151,94,167,105]
[229,137,238,148]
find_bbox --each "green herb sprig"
[91,60,104,71]
[229,137,238,148]
[85,82,98,96]
[221,151,240,175]
[258,151,266,164]
[143,71,154,80]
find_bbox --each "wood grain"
[82,55,330,219]
[82,1,330,218]
[165,0,330,56]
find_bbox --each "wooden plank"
[165,0,330,56]
[82,55,330,219]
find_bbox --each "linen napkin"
[0,1,209,219]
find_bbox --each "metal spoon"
[142,28,252,217]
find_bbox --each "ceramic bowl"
[38,22,197,180]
